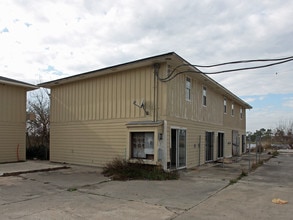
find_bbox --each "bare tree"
[26,88,50,148]
[274,119,293,148]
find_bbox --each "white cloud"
[283,97,293,109]
[1,0,293,131]
[246,107,293,132]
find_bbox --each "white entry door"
[170,128,186,169]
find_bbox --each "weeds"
[251,160,264,170]
[229,179,237,185]
[240,170,248,177]
[229,170,247,185]
[272,150,279,157]
[67,187,77,192]
[102,158,179,180]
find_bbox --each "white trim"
[170,126,187,169]
[202,85,207,106]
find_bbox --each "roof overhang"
[38,52,252,109]
[38,52,178,88]
[162,54,252,109]
[126,120,164,128]
[0,76,38,91]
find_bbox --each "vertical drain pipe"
[17,144,20,161]
[153,63,160,122]
[198,135,201,166]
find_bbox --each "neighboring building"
[39,52,252,170]
[0,76,37,163]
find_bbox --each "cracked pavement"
[0,153,292,219]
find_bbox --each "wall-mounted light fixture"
[158,133,163,140]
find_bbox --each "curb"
[0,166,69,177]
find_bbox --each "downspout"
[153,66,156,122]
[153,63,160,122]
[17,144,20,161]
[163,120,168,170]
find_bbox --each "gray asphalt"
[0,153,292,219]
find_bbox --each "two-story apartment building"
[39,52,252,170]
[0,76,37,163]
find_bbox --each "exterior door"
[232,130,240,156]
[217,132,224,158]
[242,135,246,153]
[205,132,214,162]
[170,129,186,169]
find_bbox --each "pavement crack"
[170,183,230,219]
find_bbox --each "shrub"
[272,150,279,157]
[102,158,179,180]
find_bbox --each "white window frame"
[203,86,207,106]
[224,98,227,114]
[185,77,191,101]
[131,132,154,160]
[231,103,234,116]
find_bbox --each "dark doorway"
[242,135,246,153]
[232,130,240,156]
[205,131,214,162]
[217,132,224,158]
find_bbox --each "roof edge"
[37,52,252,109]
[38,52,176,88]
[0,76,38,91]
[158,53,253,109]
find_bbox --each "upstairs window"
[240,108,243,119]
[202,86,207,106]
[231,103,234,116]
[185,77,191,101]
[131,132,154,160]
[224,98,227,113]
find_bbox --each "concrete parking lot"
[0,153,292,219]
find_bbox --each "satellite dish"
[140,99,145,107]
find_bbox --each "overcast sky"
[1,0,293,132]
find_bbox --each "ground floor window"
[131,132,154,160]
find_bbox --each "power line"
[193,55,293,68]
[158,55,293,82]
[202,58,293,75]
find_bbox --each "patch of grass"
[67,187,77,192]
[229,179,238,185]
[240,170,248,177]
[229,170,247,185]
[102,158,179,181]
[251,160,264,171]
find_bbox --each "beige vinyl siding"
[50,120,128,166]
[165,74,223,125]
[51,66,155,122]
[48,57,249,168]
[49,65,161,166]
[0,122,26,162]
[0,84,26,122]
[164,116,235,168]
[0,84,26,163]
[223,98,246,130]
[162,70,247,168]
